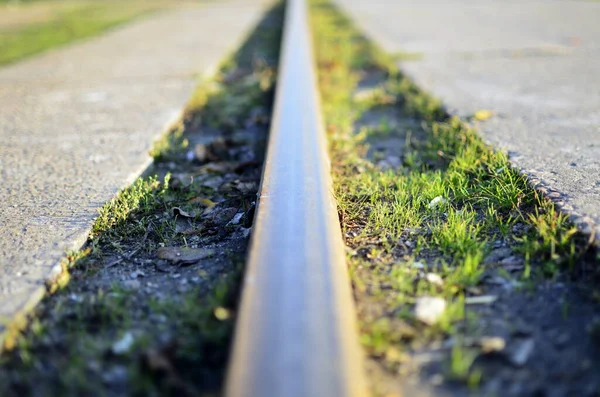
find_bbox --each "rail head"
[224,0,367,396]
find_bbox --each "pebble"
[227,212,244,226]
[69,293,83,303]
[500,255,524,270]
[123,279,141,290]
[411,261,425,270]
[213,207,238,225]
[507,338,535,367]
[425,273,444,286]
[428,196,447,209]
[484,247,512,264]
[378,156,402,171]
[479,336,506,353]
[112,332,134,355]
[130,270,145,279]
[415,296,446,325]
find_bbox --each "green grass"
[310,0,588,385]
[0,0,170,66]
[0,2,283,394]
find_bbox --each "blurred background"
[0,0,198,66]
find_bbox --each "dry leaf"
[474,109,493,121]
[172,207,195,218]
[156,247,213,265]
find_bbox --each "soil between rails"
[0,3,283,395]
[310,0,600,396]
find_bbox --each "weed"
[310,0,589,389]
[446,342,481,387]
[0,3,284,394]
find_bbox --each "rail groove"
[224,0,367,396]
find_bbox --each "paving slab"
[0,0,269,336]
[336,0,600,242]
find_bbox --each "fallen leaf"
[214,307,232,321]
[198,198,216,208]
[179,226,206,236]
[194,161,236,174]
[172,207,195,218]
[479,336,506,353]
[156,247,213,265]
[474,109,493,121]
[465,295,498,305]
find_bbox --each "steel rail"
[224,0,367,396]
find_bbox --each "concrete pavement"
[0,0,269,338]
[336,0,600,243]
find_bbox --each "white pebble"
[415,296,446,325]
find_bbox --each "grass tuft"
[310,0,590,388]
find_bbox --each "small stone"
[112,332,134,355]
[466,286,483,296]
[415,296,446,325]
[507,338,534,367]
[130,270,145,279]
[194,144,209,163]
[484,247,512,264]
[378,156,402,171]
[500,255,524,269]
[123,280,141,290]
[69,293,83,303]
[428,196,447,209]
[227,212,244,226]
[411,261,425,270]
[425,273,444,286]
[212,207,238,225]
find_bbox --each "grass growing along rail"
[310,0,590,389]
[0,2,283,394]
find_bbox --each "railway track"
[1,0,598,395]
[225,0,367,395]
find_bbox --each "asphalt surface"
[336,0,600,242]
[0,0,268,335]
